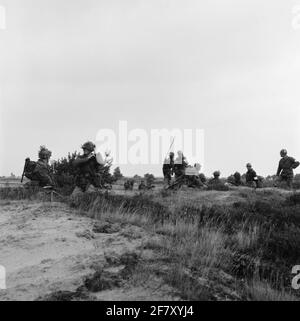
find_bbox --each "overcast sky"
[0,0,299,177]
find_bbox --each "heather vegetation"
[65,188,300,301]
[1,173,299,300]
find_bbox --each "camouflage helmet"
[81,141,95,152]
[38,146,52,159]
[246,163,252,168]
[234,171,241,179]
[280,149,287,156]
[213,170,221,177]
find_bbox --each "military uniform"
[228,172,242,186]
[187,175,203,188]
[25,146,54,187]
[162,153,174,186]
[32,159,54,187]
[199,173,207,184]
[72,142,102,194]
[208,171,228,191]
[124,180,134,191]
[172,153,188,187]
[74,155,102,192]
[166,152,189,190]
[246,168,258,188]
[277,155,299,188]
[138,181,146,191]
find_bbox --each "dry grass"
[2,186,299,301]
[234,224,260,251]
[69,189,300,301]
[245,279,297,301]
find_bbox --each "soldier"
[276,149,299,188]
[130,179,135,190]
[172,151,188,188]
[186,163,204,188]
[138,180,146,191]
[23,146,55,188]
[124,180,129,190]
[245,163,259,188]
[208,171,229,191]
[124,180,134,191]
[208,171,221,186]
[228,171,242,186]
[199,173,207,185]
[71,141,102,196]
[233,172,242,186]
[162,152,174,187]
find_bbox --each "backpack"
[23,158,37,180]
[292,161,300,169]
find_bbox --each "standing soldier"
[245,163,259,188]
[276,149,299,188]
[71,141,102,196]
[162,152,175,187]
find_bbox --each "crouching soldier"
[276,149,299,188]
[22,146,55,188]
[71,141,102,197]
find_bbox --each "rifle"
[21,158,30,183]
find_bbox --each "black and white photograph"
[0,0,300,306]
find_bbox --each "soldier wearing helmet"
[233,171,242,186]
[209,170,221,183]
[227,171,242,186]
[208,171,228,190]
[72,141,103,195]
[276,149,299,188]
[162,152,175,187]
[29,146,54,187]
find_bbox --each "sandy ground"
[0,200,178,301]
